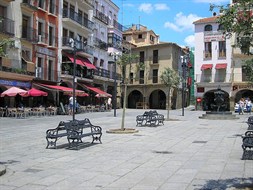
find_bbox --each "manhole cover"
[192,141,207,144]
[153,151,173,154]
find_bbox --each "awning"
[35,83,89,96]
[79,83,112,97]
[215,63,227,69]
[65,53,97,69]
[65,54,85,66]
[201,64,213,70]
[81,58,97,70]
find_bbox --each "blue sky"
[113,0,230,48]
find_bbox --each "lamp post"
[181,55,187,116]
[69,38,77,121]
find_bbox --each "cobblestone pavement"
[0,107,252,190]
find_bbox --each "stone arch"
[234,89,253,103]
[127,90,143,108]
[149,89,166,109]
[202,89,230,111]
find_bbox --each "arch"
[204,24,212,31]
[234,89,253,103]
[218,24,224,31]
[149,89,166,109]
[202,89,230,111]
[128,90,143,108]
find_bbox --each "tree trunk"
[166,88,171,120]
[121,83,127,130]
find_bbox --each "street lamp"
[109,52,120,117]
[181,55,188,116]
[69,38,77,121]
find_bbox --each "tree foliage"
[244,58,253,83]
[0,38,11,57]
[210,0,253,55]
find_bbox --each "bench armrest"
[91,125,102,133]
[245,130,253,137]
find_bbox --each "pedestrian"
[239,98,245,115]
[107,97,112,110]
[246,98,252,114]
[69,96,73,115]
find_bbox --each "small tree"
[117,52,139,130]
[0,38,11,57]
[244,58,253,83]
[210,0,253,55]
[160,67,181,120]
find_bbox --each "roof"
[193,16,219,24]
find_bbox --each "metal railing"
[62,37,93,55]
[62,8,94,30]
[93,37,108,51]
[113,20,126,32]
[0,66,34,76]
[94,10,109,25]
[21,0,38,9]
[0,17,15,36]
[21,26,37,42]
[195,73,232,83]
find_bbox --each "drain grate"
[153,150,173,154]
[23,168,43,173]
[0,160,20,165]
[192,141,207,144]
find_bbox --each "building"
[193,14,233,111]
[122,24,187,110]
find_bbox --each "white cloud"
[139,3,153,14]
[164,12,202,32]
[194,0,229,3]
[184,35,195,47]
[154,4,170,11]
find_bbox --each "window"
[70,4,75,20]
[153,50,158,63]
[38,0,45,9]
[150,35,154,41]
[100,59,104,68]
[38,22,43,35]
[78,10,83,24]
[204,42,212,59]
[49,0,55,14]
[48,26,54,46]
[139,70,144,84]
[138,34,142,39]
[218,41,226,58]
[204,25,212,31]
[36,57,43,78]
[130,72,133,84]
[48,60,53,81]
[139,51,144,63]
[22,15,29,39]
[218,24,224,31]
[153,69,158,83]
[197,87,204,93]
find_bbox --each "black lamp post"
[69,38,77,121]
[181,55,187,116]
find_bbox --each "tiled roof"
[193,16,219,24]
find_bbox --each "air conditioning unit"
[38,35,42,43]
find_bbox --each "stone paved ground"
[0,107,252,190]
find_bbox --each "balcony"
[113,20,125,32]
[37,32,48,45]
[21,26,37,43]
[0,17,15,36]
[195,73,232,83]
[62,37,93,56]
[48,2,58,16]
[93,37,108,51]
[218,49,226,59]
[203,50,212,60]
[62,8,94,31]
[21,0,38,11]
[94,10,109,25]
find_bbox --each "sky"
[112,0,231,48]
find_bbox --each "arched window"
[218,24,224,31]
[204,25,212,31]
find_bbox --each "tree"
[160,67,181,120]
[244,58,253,83]
[0,38,11,57]
[210,0,253,55]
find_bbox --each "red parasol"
[0,87,27,97]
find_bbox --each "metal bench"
[66,118,102,149]
[136,110,164,127]
[242,130,253,160]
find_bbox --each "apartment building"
[122,24,186,110]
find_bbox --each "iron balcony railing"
[113,20,126,32]
[62,36,93,55]
[21,0,38,10]
[93,37,108,51]
[0,66,34,77]
[93,67,110,78]
[195,73,232,83]
[21,26,37,42]
[62,8,94,30]
[0,17,15,36]
[94,10,109,25]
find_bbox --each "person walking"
[246,98,252,114]
[69,96,74,115]
[239,98,245,115]
[107,97,112,110]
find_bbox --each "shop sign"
[0,79,31,88]
[36,46,56,57]
[204,31,225,42]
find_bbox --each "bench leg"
[46,138,57,149]
[92,134,102,144]
[68,138,80,150]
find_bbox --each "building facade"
[122,24,187,110]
